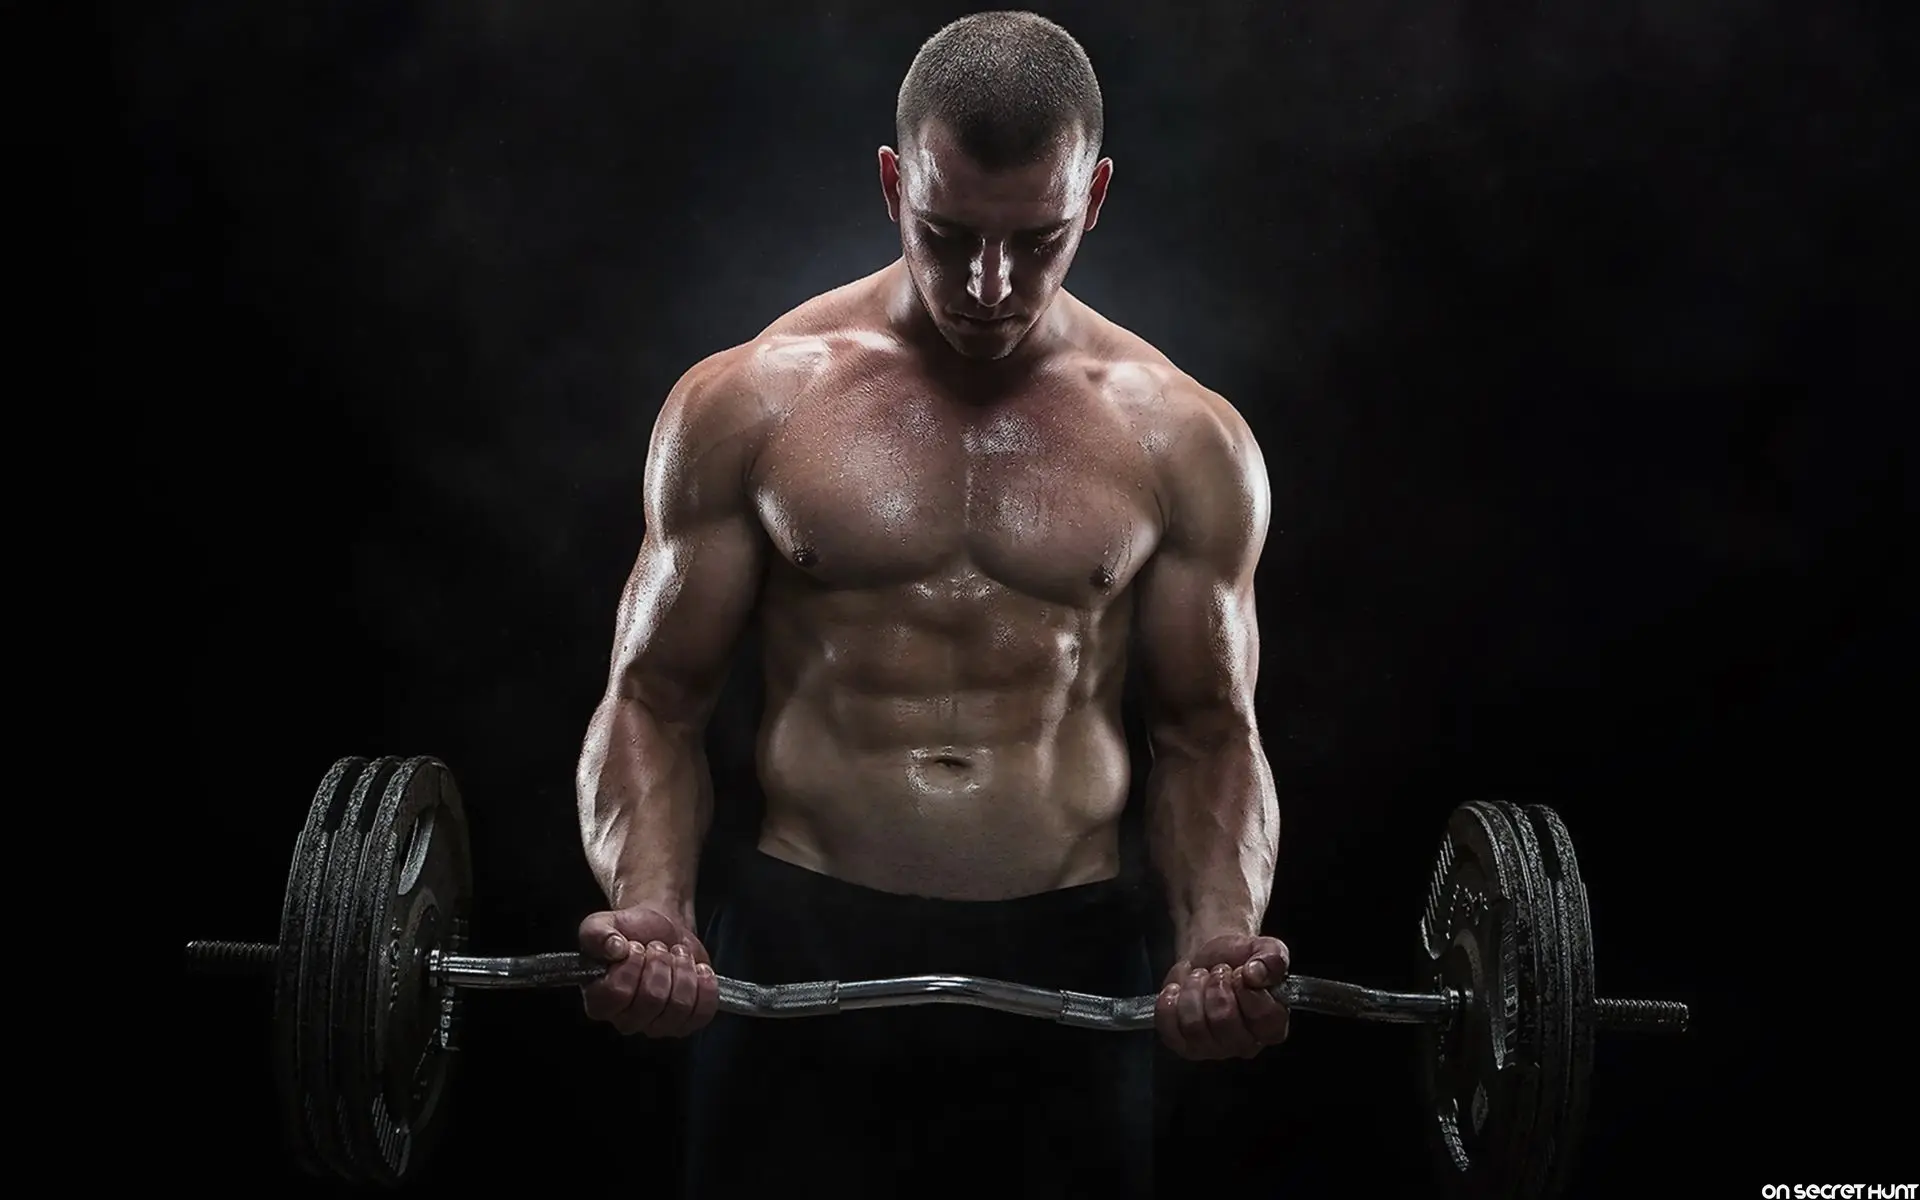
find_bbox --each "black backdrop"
[124,0,1908,1194]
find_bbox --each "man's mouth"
[952,313,1017,330]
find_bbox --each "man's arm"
[1134,389,1278,964]
[576,350,768,930]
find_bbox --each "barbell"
[184,754,1689,1196]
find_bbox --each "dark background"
[120,0,1908,1194]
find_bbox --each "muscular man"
[575,13,1287,1197]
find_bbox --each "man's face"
[880,121,1112,360]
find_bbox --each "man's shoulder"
[662,278,898,436]
[678,276,897,401]
[1060,306,1267,547]
[1067,309,1259,465]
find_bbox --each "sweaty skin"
[578,122,1278,977]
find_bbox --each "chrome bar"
[1594,997,1691,1034]
[186,942,1684,1032]
[429,951,1459,1029]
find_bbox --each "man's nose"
[966,240,1012,308]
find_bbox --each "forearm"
[576,693,713,927]
[1144,722,1280,962]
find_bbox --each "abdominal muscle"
[751,616,1135,900]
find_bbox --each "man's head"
[879,11,1113,360]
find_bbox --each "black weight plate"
[1418,800,1543,1199]
[306,755,403,1182]
[272,756,368,1178]
[332,753,412,1183]
[1525,804,1595,1199]
[340,756,473,1185]
[1496,801,1568,1200]
[1475,801,1548,1199]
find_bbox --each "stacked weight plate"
[270,756,473,1185]
[1416,799,1601,1200]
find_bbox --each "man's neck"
[878,260,1074,385]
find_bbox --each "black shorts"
[681,845,1159,1200]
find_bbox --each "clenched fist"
[577,906,720,1037]
[1155,934,1291,1059]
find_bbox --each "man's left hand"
[1155,934,1291,1059]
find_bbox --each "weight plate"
[306,755,403,1182]
[339,756,473,1185]
[1417,800,1547,1199]
[272,756,367,1178]
[1525,804,1595,1198]
[330,753,405,1182]
[1477,800,1548,1200]
[1496,801,1568,1199]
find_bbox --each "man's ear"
[878,146,902,223]
[1083,157,1114,231]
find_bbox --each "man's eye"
[923,224,958,241]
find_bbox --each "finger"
[614,942,674,1035]
[1156,981,1193,1057]
[1202,965,1259,1058]
[1233,966,1291,1049]
[1248,939,1291,985]
[1176,968,1222,1058]
[647,944,702,1037]
[578,914,631,963]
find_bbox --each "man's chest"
[750,382,1163,604]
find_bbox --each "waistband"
[711,839,1154,931]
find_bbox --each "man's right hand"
[577,907,720,1037]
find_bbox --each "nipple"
[1090,565,1115,591]
[793,546,819,569]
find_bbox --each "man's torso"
[717,271,1203,899]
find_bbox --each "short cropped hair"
[894,11,1104,171]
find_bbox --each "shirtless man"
[574,13,1287,1197]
